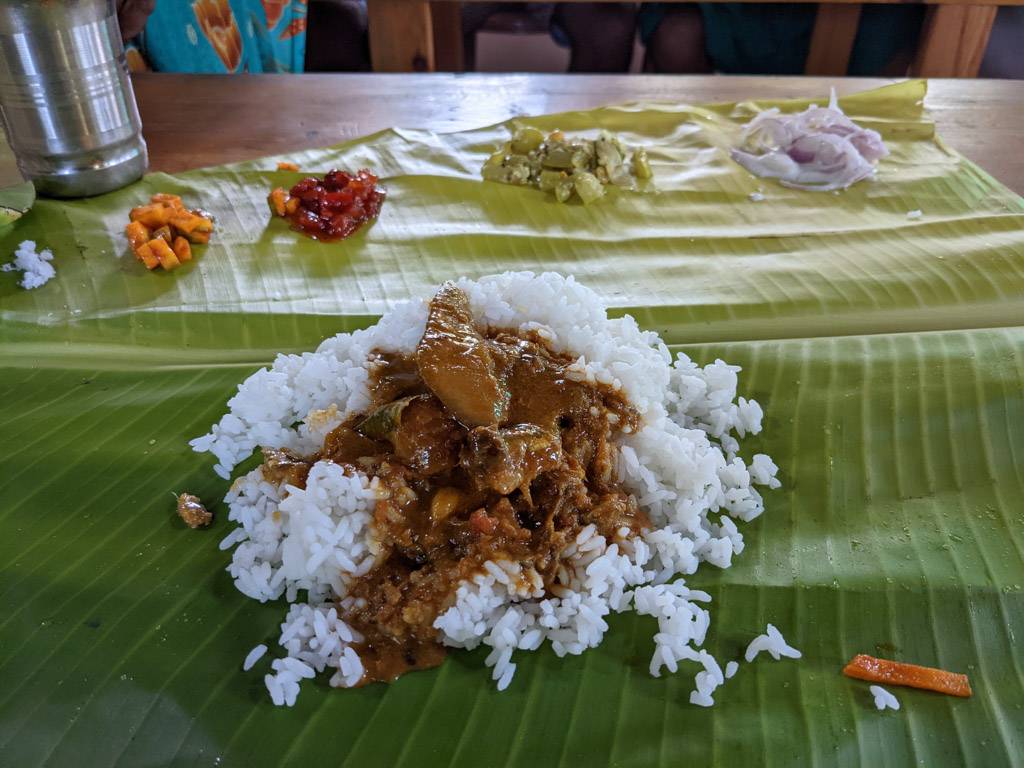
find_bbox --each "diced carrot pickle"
[277,161,299,172]
[285,196,300,214]
[129,204,173,228]
[169,214,194,233]
[148,238,180,270]
[127,192,213,271]
[151,225,173,243]
[134,242,159,270]
[147,238,172,256]
[125,220,151,249]
[168,213,208,235]
[172,236,192,262]
[268,187,288,217]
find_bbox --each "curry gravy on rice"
[257,283,648,684]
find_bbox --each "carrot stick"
[843,654,972,698]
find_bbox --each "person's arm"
[117,0,156,41]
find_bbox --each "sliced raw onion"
[731,89,889,192]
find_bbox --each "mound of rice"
[191,271,785,706]
[2,240,55,290]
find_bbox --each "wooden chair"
[367,0,1010,77]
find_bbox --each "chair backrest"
[804,1,999,77]
[370,0,1004,76]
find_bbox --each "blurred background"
[119,0,1021,77]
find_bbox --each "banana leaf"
[1,80,1022,767]
[0,181,34,230]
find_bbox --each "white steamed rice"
[2,240,55,290]
[191,271,793,706]
[243,644,268,671]
[744,623,803,663]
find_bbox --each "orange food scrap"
[125,193,214,271]
[277,161,300,172]
[843,654,972,698]
[268,186,288,217]
[150,193,182,205]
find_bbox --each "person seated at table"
[117,0,369,73]
[980,7,1024,78]
[461,3,638,72]
[639,3,923,75]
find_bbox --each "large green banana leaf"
[1,80,1022,767]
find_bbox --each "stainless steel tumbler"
[0,0,148,198]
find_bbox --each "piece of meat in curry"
[256,282,646,684]
[177,493,212,528]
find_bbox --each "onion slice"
[731,89,889,192]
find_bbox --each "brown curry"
[258,283,646,684]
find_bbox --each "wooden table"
[369,0,1024,77]
[129,73,1024,193]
